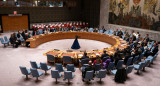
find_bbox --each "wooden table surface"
[27,32,127,59]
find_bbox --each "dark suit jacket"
[21,32,25,38]
[32,31,35,36]
[152,46,159,55]
[10,37,17,44]
[144,37,150,42]
[24,35,30,41]
[101,53,109,60]
[81,56,89,60]
[43,28,47,33]
[17,33,21,38]
[82,65,95,78]
[114,50,120,58]
[118,31,123,38]
[124,55,130,65]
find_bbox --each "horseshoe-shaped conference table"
[26,32,127,61]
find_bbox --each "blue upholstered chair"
[40,62,51,74]
[99,29,103,33]
[134,62,145,74]
[4,36,10,43]
[94,63,101,73]
[96,69,106,82]
[106,62,115,71]
[146,56,154,64]
[147,41,154,49]
[19,66,31,79]
[146,54,158,64]
[112,65,134,75]
[0,38,9,47]
[51,70,62,83]
[67,64,76,72]
[30,68,43,81]
[126,65,134,75]
[111,69,117,75]
[139,53,144,60]
[138,59,150,70]
[81,64,89,72]
[116,60,124,69]
[63,56,72,66]
[109,30,113,35]
[126,57,133,66]
[30,61,40,69]
[104,30,109,34]
[142,59,150,71]
[47,54,56,65]
[64,71,74,83]
[55,63,64,72]
[133,56,139,64]
[85,71,94,81]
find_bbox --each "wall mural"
[109,0,160,31]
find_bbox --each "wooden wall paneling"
[2,15,28,31]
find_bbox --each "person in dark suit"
[81,52,89,60]
[144,34,150,43]
[17,31,21,38]
[114,48,121,65]
[132,35,136,41]
[25,33,31,47]
[32,30,36,36]
[140,44,144,52]
[113,30,116,36]
[123,46,131,55]
[15,31,22,45]
[36,30,40,35]
[115,29,119,36]
[32,27,38,36]
[101,50,109,60]
[146,43,159,56]
[43,26,47,34]
[24,33,30,41]
[101,26,106,33]
[82,61,95,81]
[124,53,131,65]
[118,28,123,38]
[114,48,120,58]
[152,44,159,56]
[141,40,147,47]
[21,29,25,38]
[9,34,19,48]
